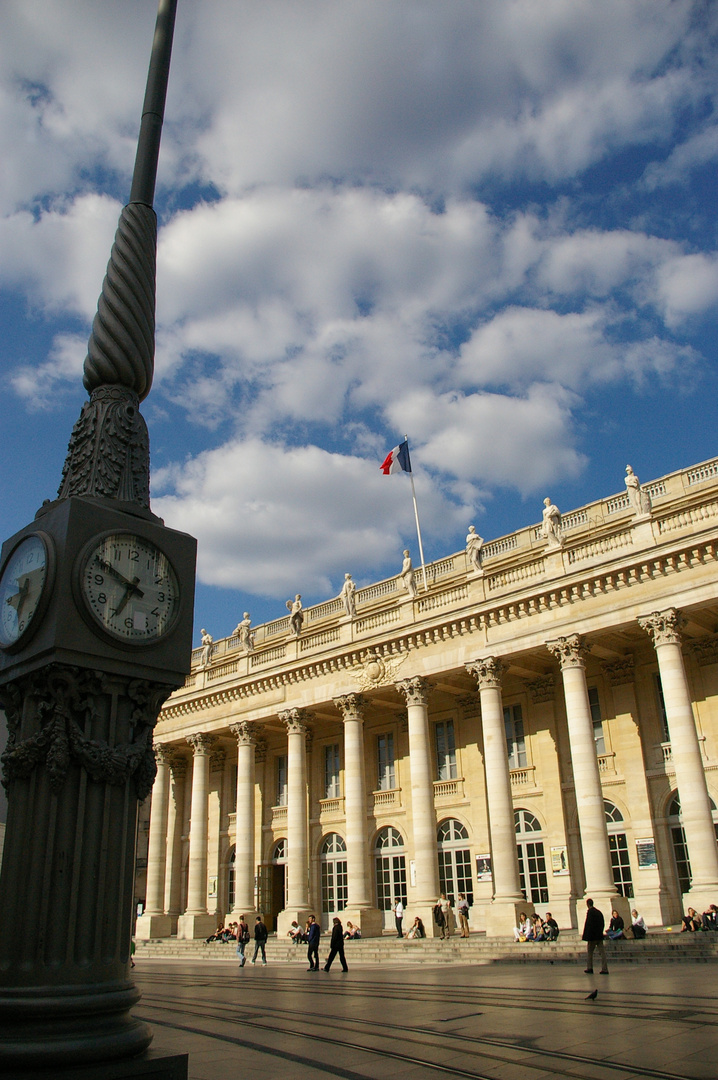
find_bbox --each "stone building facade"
[136,457,718,940]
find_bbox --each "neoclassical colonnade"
[136,607,718,939]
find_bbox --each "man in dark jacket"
[323,917,348,971]
[307,914,321,971]
[582,898,608,974]
[252,916,268,965]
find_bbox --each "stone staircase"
[136,930,718,965]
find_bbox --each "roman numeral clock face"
[79,533,180,644]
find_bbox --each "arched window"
[437,819,473,905]
[273,838,287,863]
[374,827,407,930]
[668,794,718,894]
[514,809,548,904]
[320,833,347,925]
[604,800,633,899]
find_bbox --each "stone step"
[136,930,718,965]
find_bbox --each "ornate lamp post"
[0,1,195,1072]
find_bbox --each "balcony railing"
[373,788,400,809]
[271,805,288,828]
[433,778,463,800]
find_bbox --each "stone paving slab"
[132,958,718,1080]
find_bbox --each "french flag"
[380,440,412,475]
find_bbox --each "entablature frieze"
[160,534,718,724]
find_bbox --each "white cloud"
[653,253,718,327]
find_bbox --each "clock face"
[79,533,180,644]
[0,533,52,649]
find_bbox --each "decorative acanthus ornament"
[58,386,150,507]
[350,649,405,691]
[210,748,226,772]
[546,634,590,669]
[603,657,636,686]
[278,708,312,737]
[57,201,159,507]
[395,676,429,707]
[527,674,555,704]
[0,666,172,800]
[334,693,368,723]
[153,743,174,768]
[466,656,505,690]
[230,720,259,746]
[638,608,683,648]
[690,635,718,668]
[186,732,217,756]
[169,755,188,780]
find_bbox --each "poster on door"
[550,846,569,875]
[476,854,492,880]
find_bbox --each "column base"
[0,982,150,1069]
[135,913,172,940]
[574,893,631,934]
[341,908,384,938]
[176,913,218,940]
[276,909,314,939]
[484,899,535,938]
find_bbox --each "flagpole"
[405,434,429,592]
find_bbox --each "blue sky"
[1,0,717,644]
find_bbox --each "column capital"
[466,656,505,690]
[278,708,312,736]
[638,608,684,648]
[603,656,635,686]
[154,743,174,767]
[526,674,555,704]
[334,693,368,722]
[546,634,590,669]
[186,732,217,756]
[230,720,261,746]
[395,676,429,707]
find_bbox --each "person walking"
[306,914,320,971]
[394,898,404,938]
[236,915,250,968]
[582,898,608,974]
[323,917,348,971]
[457,894,470,938]
[251,915,268,965]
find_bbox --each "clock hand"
[95,556,145,597]
[114,577,143,617]
[7,576,30,614]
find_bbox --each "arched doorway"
[604,800,633,898]
[668,793,718,895]
[515,808,548,904]
[320,833,347,930]
[375,827,407,930]
[257,838,286,931]
[437,819,473,905]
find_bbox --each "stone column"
[334,694,383,937]
[547,635,626,929]
[276,709,312,936]
[164,755,188,933]
[230,721,259,916]
[177,733,217,939]
[639,609,718,904]
[466,658,528,936]
[396,677,441,932]
[135,744,173,940]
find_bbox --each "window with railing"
[377,733,395,791]
[505,704,527,769]
[588,687,605,755]
[434,719,457,781]
[324,743,340,799]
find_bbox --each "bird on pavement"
[585,989,598,1001]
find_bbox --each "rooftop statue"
[340,574,357,618]
[200,628,214,667]
[466,525,484,573]
[287,594,304,637]
[234,612,254,653]
[542,498,563,549]
[401,549,417,598]
[625,465,652,517]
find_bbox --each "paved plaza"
[134,958,718,1080]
